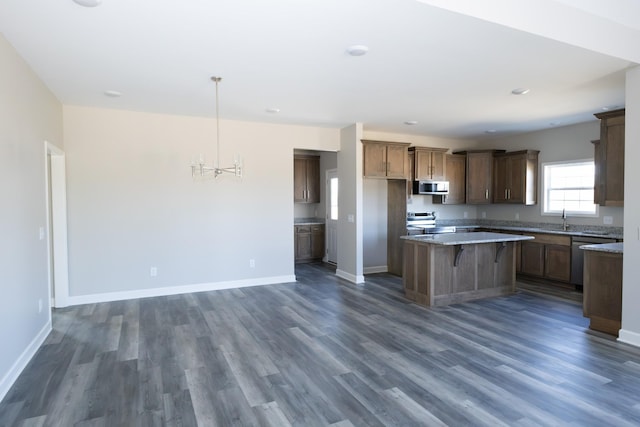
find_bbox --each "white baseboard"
[0,320,51,402]
[364,265,388,274]
[336,269,365,284]
[66,275,297,306]
[618,329,640,348]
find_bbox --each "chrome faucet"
[562,209,569,231]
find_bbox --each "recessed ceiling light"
[73,0,102,7]
[104,90,121,97]
[511,88,530,95]
[485,129,497,134]
[404,120,418,125]
[265,107,280,113]
[346,45,369,56]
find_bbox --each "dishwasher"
[571,235,617,286]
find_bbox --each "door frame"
[45,141,70,308]
[325,168,338,264]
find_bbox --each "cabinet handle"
[504,189,508,199]
[508,189,511,199]
[485,189,489,199]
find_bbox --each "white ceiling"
[0,0,636,140]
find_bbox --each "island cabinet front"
[403,240,516,307]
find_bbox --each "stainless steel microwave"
[412,180,449,195]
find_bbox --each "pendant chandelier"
[191,76,243,178]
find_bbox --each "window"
[542,160,597,215]
[329,176,338,220]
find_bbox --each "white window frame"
[541,159,599,217]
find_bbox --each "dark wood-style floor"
[2,263,640,426]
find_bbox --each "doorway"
[45,141,70,308]
[326,169,338,264]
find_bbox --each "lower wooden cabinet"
[294,224,325,263]
[544,244,571,282]
[583,249,622,335]
[519,233,571,283]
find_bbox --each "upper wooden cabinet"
[493,150,539,205]
[294,155,320,203]
[455,150,504,204]
[362,140,410,179]
[593,109,624,206]
[433,154,466,205]
[408,147,448,181]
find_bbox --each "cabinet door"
[493,156,509,203]
[603,119,624,206]
[434,154,465,205]
[311,225,325,259]
[430,151,446,180]
[363,142,387,178]
[520,241,545,277]
[506,154,527,204]
[293,157,308,202]
[466,152,492,204]
[306,157,320,203]
[544,244,571,282]
[295,226,312,261]
[386,144,408,178]
[414,150,433,180]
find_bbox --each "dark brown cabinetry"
[362,140,410,179]
[593,109,624,206]
[519,233,571,283]
[294,224,324,262]
[493,150,539,205]
[408,147,447,181]
[294,155,320,203]
[457,150,505,204]
[433,154,466,205]
[583,249,622,335]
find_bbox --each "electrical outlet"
[463,211,468,219]
[38,299,43,313]
[39,227,45,240]
[481,212,486,219]
[150,267,158,277]
[249,259,255,268]
[515,213,520,220]
[603,216,613,225]
[347,214,355,223]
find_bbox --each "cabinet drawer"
[295,225,311,234]
[311,224,324,233]
[527,233,570,246]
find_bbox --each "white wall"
[620,66,640,346]
[0,35,62,399]
[337,124,364,283]
[63,106,340,300]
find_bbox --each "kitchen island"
[402,232,534,307]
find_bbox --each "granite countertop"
[451,224,623,240]
[579,242,623,254]
[401,232,534,246]
[294,217,325,225]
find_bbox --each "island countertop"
[580,242,623,254]
[401,231,534,246]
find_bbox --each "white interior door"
[326,169,338,264]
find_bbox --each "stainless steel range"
[406,211,456,234]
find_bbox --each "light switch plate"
[603,216,613,225]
